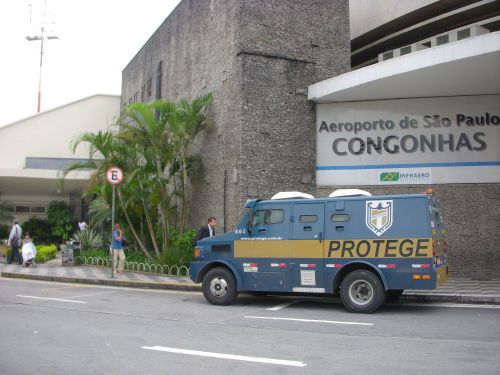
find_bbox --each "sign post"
[106,166,124,278]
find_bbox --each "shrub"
[36,244,57,262]
[0,224,10,240]
[4,243,57,263]
[70,229,103,251]
[47,201,72,242]
[22,218,55,245]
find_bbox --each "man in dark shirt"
[194,217,217,245]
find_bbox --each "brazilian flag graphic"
[380,172,400,182]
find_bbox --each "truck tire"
[202,267,238,306]
[340,270,385,313]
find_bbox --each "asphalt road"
[0,278,499,375]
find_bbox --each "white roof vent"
[271,191,315,200]
[329,189,372,197]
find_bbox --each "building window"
[400,45,412,56]
[147,78,152,97]
[382,51,393,61]
[15,206,31,213]
[155,60,163,100]
[457,28,471,40]
[436,34,449,46]
[31,206,46,214]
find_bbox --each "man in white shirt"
[7,219,23,265]
[78,219,88,231]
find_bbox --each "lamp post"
[26,26,58,113]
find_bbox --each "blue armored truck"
[190,189,448,313]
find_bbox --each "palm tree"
[60,94,213,262]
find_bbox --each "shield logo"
[366,200,393,236]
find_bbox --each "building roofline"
[0,94,120,130]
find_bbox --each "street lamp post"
[26,26,58,113]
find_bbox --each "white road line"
[16,295,86,304]
[245,315,374,326]
[266,301,298,311]
[141,346,307,367]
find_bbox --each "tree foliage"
[47,200,73,242]
[60,94,213,261]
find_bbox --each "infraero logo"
[380,172,400,182]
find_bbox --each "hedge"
[3,244,57,263]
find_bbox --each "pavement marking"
[65,291,117,299]
[141,346,307,367]
[16,295,86,304]
[245,315,374,326]
[400,302,500,309]
[266,301,298,311]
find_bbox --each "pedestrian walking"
[112,223,126,273]
[194,217,217,245]
[7,219,23,265]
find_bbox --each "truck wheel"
[340,270,385,313]
[202,267,238,305]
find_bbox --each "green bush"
[0,224,10,240]
[4,243,57,263]
[47,201,72,242]
[22,218,56,245]
[36,244,57,262]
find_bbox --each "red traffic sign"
[106,166,124,185]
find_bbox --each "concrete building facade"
[0,94,120,223]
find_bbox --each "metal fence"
[74,256,190,277]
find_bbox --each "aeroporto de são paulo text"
[318,112,499,156]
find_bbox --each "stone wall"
[122,0,350,231]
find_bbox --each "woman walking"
[112,224,126,273]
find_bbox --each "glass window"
[331,214,350,222]
[31,206,46,214]
[436,34,449,46]
[252,209,284,226]
[15,206,30,213]
[300,215,318,223]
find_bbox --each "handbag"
[11,227,19,247]
[122,237,129,247]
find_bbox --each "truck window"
[299,215,318,223]
[331,214,350,222]
[252,209,284,226]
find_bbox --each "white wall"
[0,95,120,169]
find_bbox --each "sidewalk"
[1,256,499,304]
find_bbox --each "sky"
[0,0,183,127]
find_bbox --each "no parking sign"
[106,166,124,185]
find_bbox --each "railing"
[74,256,190,277]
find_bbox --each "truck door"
[290,203,325,293]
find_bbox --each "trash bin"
[61,242,75,266]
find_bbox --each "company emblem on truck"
[366,200,393,236]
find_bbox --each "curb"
[0,272,202,292]
[402,293,500,304]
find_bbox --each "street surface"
[1,278,499,374]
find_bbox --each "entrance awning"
[308,32,500,103]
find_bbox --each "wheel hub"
[349,280,373,305]
[210,277,228,297]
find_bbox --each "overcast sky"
[0,0,182,126]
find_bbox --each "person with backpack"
[7,219,23,265]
